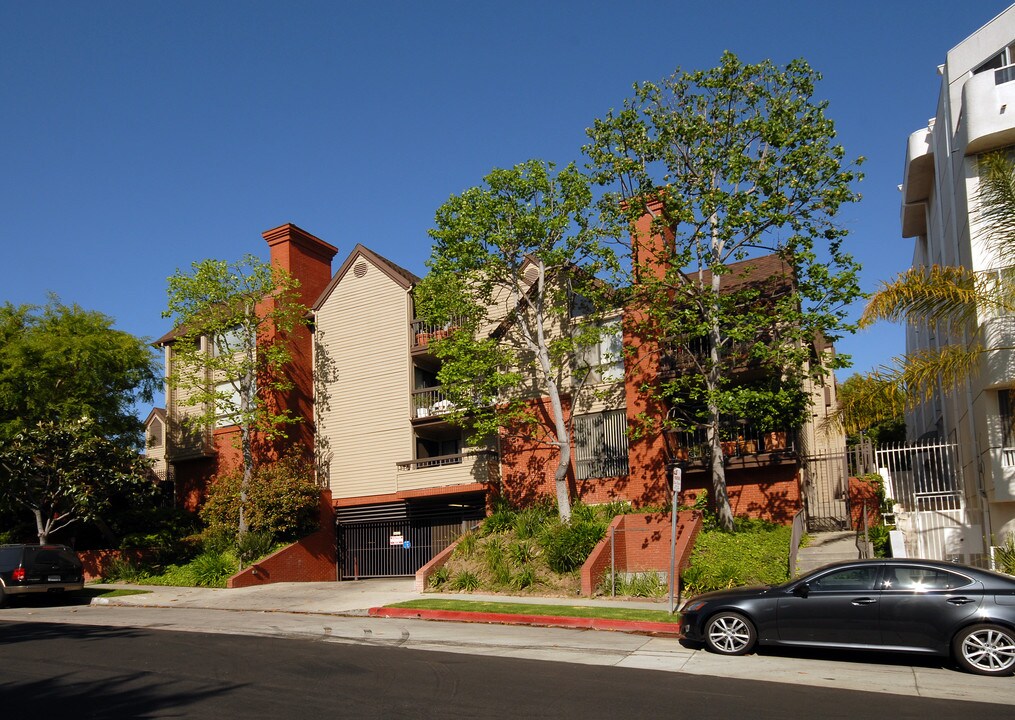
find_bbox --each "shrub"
[511,566,538,590]
[867,524,892,558]
[428,566,450,588]
[235,531,276,566]
[490,559,512,586]
[200,454,320,543]
[540,519,606,574]
[682,523,792,595]
[483,503,517,535]
[189,551,237,587]
[103,556,146,584]
[508,541,537,565]
[994,533,1015,575]
[453,531,478,559]
[483,538,505,566]
[598,571,667,598]
[449,570,480,591]
[116,507,201,557]
[513,499,556,539]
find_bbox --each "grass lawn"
[387,599,681,624]
[79,587,151,599]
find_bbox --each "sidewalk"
[91,578,679,633]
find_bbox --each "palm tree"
[840,152,1015,427]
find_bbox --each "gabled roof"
[684,253,793,292]
[144,407,166,427]
[312,244,421,310]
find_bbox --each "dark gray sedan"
[679,558,1015,676]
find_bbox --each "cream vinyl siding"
[316,256,412,499]
[164,343,213,459]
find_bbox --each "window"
[977,264,1015,317]
[1000,389,1015,448]
[579,319,624,383]
[573,410,629,480]
[214,381,242,427]
[808,566,878,592]
[212,326,245,357]
[147,418,163,448]
[882,566,971,592]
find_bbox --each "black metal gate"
[337,495,485,579]
[800,448,851,532]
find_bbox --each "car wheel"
[0,585,6,608]
[953,624,1015,676]
[704,612,757,656]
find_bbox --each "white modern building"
[901,4,1015,556]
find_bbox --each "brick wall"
[678,464,801,524]
[848,476,881,530]
[580,510,702,596]
[228,489,337,587]
[414,541,458,592]
[78,549,150,581]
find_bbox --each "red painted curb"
[367,607,681,636]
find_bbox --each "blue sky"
[2,0,1012,416]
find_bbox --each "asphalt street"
[2,619,1012,719]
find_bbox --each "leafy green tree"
[0,419,155,543]
[836,373,906,445]
[584,53,863,531]
[199,453,320,543]
[415,160,619,522]
[163,254,309,536]
[0,297,159,444]
[845,152,1015,424]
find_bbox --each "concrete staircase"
[795,531,861,575]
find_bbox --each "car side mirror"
[792,582,810,598]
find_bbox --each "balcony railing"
[665,424,795,462]
[396,452,466,471]
[412,387,456,418]
[410,319,464,351]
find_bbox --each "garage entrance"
[336,494,485,579]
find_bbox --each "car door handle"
[851,598,877,606]
[947,597,975,605]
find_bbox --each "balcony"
[412,387,456,419]
[410,319,462,352]
[395,450,498,493]
[958,64,1015,155]
[664,423,796,467]
[901,126,934,238]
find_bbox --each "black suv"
[0,544,84,606]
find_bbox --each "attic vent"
[353,262,368,278]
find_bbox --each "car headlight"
[680,599,707,613]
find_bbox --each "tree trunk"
[707,216,735,532]
[33,508,49,544]
[238,366,255,539]
[546,380,573,524]
[521,259,573,523]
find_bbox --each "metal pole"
[669,465,682,614]
[610,526,616,597]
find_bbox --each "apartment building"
[156,218,839,578]
[900,5,1015,550]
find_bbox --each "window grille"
[573,409,629,480]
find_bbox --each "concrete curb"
[367,606,682,636]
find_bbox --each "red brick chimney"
[261,223,338,456]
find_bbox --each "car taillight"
[12,567,26,582]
